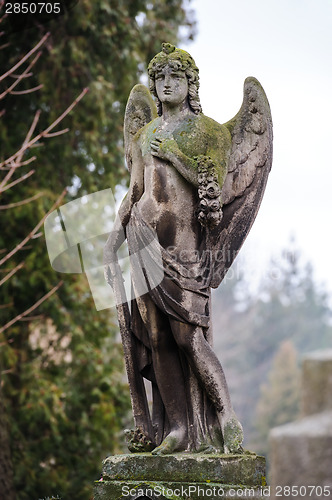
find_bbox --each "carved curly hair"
[148,43,202,116]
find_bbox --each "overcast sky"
[181,0,332,292]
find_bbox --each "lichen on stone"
[124,427,155,453]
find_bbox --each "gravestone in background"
[270,350,332,500]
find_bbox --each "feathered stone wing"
[209,76,273,288]
[124,84,158,173]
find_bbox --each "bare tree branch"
[0,192,43,210]
[44,128,69,138]
[0,156,37,170]
[1,87,88,168]
[31,231,43,239]
[0,51,43,100]
[0,281,63,334]
[0,0,7,26]
[8,72,33,78]
[0,303,13,310]
[0,262,24,287]
[0,32,50,83]
[18,156,37,166]
[19,315,44,321]
[11,85,44,95]
[1,369,14,375]
[0,169,35,193]
[0,188,67,267]
[0,110,40,188]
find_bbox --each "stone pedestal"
[94,452,268,500]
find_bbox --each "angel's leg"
[170,318,243,453]
[135,293,188,454]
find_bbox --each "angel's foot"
[220,411,244,454]
[198,443,223,454]
[197,422,224,454]
[151,428,186,455]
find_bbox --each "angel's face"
[154,64,188,107]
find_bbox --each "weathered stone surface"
[301,349,332,416]
[269,350,332,500]
[94,452,267,500]
[102,452,265,485]
[94,481,268,500]
[270,411,332,490]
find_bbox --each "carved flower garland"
[195,155,223,228]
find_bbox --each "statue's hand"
[150,136,179,161]
[104,260,118,289]
[103,245,117,289]
[104,264,113,288]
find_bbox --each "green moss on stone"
[139,112,231,189]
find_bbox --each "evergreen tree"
[0,2,195,498]
[0,384,15,500]
[212,267,254,420]
[254,340,300,455]
[0,33,129,500]
[212,245,332,454]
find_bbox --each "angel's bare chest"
[142,154,196,209]
[137,157,200,251]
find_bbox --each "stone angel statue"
[104,43,273,455]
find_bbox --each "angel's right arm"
[104,134,144,261]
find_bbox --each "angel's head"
[148,43,202,116]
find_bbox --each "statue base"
[94,452,268,499]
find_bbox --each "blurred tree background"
[213,244,332,458]
[0,1,196,499]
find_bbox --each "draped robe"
[127,203,222,451]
